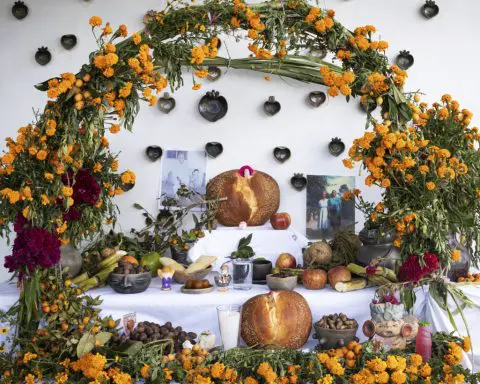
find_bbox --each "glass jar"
[232,259,252,290]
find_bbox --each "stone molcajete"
[206,165,280,226]
[362,302,418,350]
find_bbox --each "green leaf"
[77,332,96,357]
[133,203,144,210]
[95,331,112,346]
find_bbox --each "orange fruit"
[354,344,363,355]
[346,350,355,360]
[121,255,139,265]
[60,323,69,331]
[74,93,83,102]
[82,316,90,325]
[345,359,356,368]
[75,79,84,88]
[347,340,357,350]
[83,73,91,82]
[107,319,116,328]
[74,101,84,110]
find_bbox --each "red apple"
[328,266,351,288]
[302,269,327,290]
[270,212,291,230]
[275,253,297,269]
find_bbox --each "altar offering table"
[0,280,478,370]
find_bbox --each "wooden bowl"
[173,266,212,284]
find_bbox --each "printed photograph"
[306,175,355,239]
[159,150,207,209]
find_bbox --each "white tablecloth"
[0,279,478,370]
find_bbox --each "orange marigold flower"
[36,150,48,161]
[110,124,120,134]
[426,181,435,191]
[132,32,142,45]
[119,24,128,37]
[451,250,461,262]
[230,16,241,28]
[102,22,113,35]
[89,16,102,27]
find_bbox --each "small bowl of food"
[266,273,298,291]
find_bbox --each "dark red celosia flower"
[398,252,440,282]
[61,169,101,219]
[366,265,377,276]
[13,214,29,233]
[4,227,61,277]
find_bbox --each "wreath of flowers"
[0,0,478,382]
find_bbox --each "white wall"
[0,0,479,282]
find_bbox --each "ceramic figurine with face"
[214,264,232,291]
[158,266,174,290]
[363,302,418,350]
[108,271,151,294]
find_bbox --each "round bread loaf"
[206,167,280,226]
[240,291,312,348]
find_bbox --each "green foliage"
[230,233,255,259]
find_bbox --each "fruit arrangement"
[113,260,150,275]
[184,279,212,289]
[316,313,358,330]
[112,321,197,353]
[318,340,364,369]
[457,272,480,283]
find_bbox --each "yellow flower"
[36,150,48,161]
[140,364,150,379]
[317,374,333,384]
[93,163,102,173]
[375,371,389,384]
[457,163,468,175]
[419,363,432,377]
[22,206,30,219]
[390,370,406,384]
[121,170,136,184]
[41,194,50,206]
[89,16,103,27]
[192,83,202,91]
[451,249,461,262]
[211,362,225,379]
[0,326,8,335]
[426,181,435,191]
[102,22,113,35]
[55,372,69,384]
[163,368,173,381]
[110,124,121,134]
[62,186,73,197]
[132,32,142,45]
[23,352,38,364]
[230,16,241,28]
[366,357,387,372]
[245,377,259,384]
[25,374,35,384]
[112,372,132,384]
[194,69,209,78]
[409,354,423,367]
[118,24,128,37]
[463,336,471,352]
[381,179,391,188]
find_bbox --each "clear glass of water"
[232,259,253,290]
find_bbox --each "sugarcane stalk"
[78,276,99,290]
[95,263,118,283]
[374,266,397,282]
[71,272,89,285]
[98,252,123,269]
[367,275,393,286]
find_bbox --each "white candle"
[218,309,241,350]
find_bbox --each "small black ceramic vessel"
[328,138,345,157]
[207,66,222,81]
[273,147,291,163]
[420,0,439,19]
[395,50,414,70]
[35,47,51,66]
[12,1,28,20]
[61,34,78,50]
[307,91,326,108]
[145,146,163,161]
[291,173,307,191]
[198,90,228,122]
[252,259,272,284]
[108,272,152,294]
[264,96,281,116]
[158,92,176,114]
[360,100,377,114]
[205,142,223,158]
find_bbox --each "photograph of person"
[305,175,355,239]
[159,149,207,209]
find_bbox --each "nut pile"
[113,261,150,275]
[316,313,357,330]
[112,321,197,353]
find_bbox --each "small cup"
[217,304,241,351]
[252,259,272,283]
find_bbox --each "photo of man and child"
[306,175,355,239]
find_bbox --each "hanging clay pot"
[12,1,28,20]
[35,47,51,66]
[198,90,228,122]
[307,91,326,108]
[205,142,223,158]
[273,147,291,163]
[328,138,345,157]
[264,96,281,116]
[395,50,414,70]
[420,0,439,19]
[207,66,222,81]
[145,146,163,161]
[158,92,176,114]
[291,173,307,191]
[61,34,78,50]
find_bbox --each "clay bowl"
[173,266,212,284]
[266,274,297,291]
[313,323,359,349]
